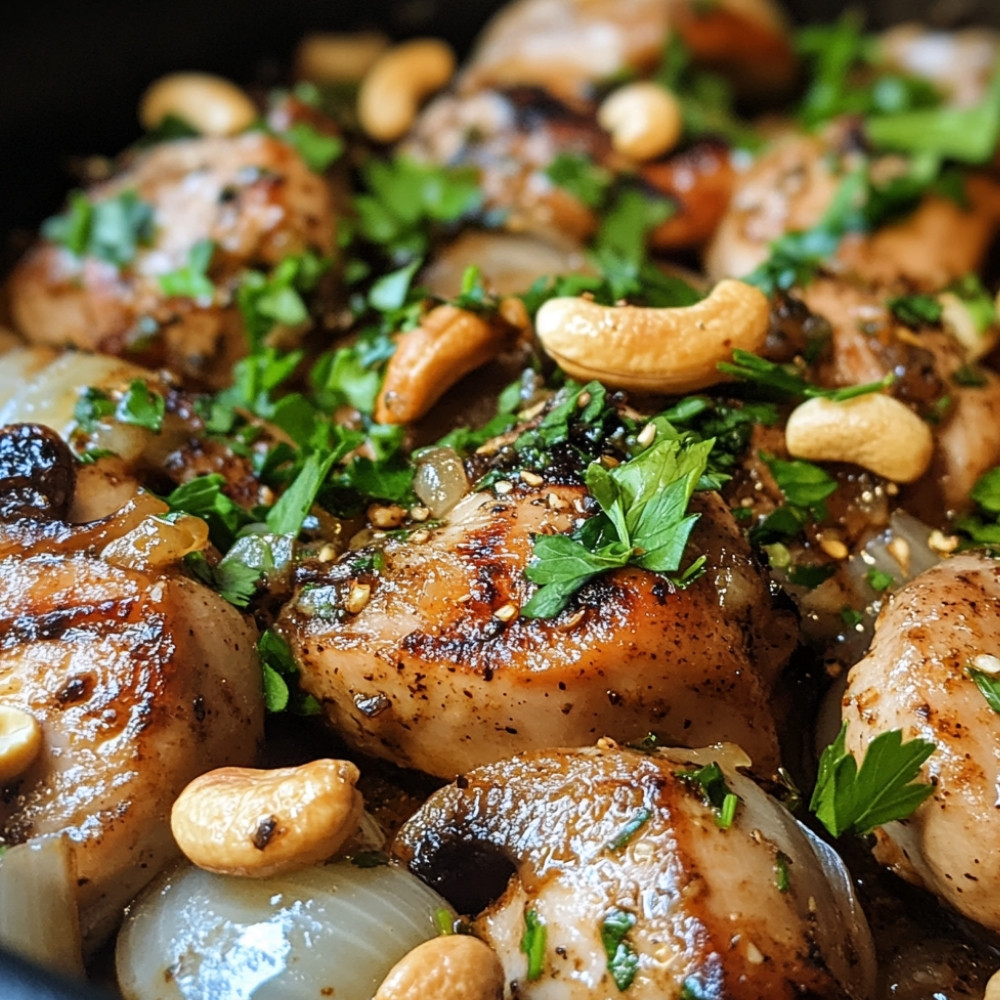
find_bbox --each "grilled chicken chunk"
[7,132,335,387]
[279,482,794,778]
[393,743,876,999]
[842,553,1000,936]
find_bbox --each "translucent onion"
[101,514,210,571]
[412,447,469,518]
[0,834,85,978]
[116,860,453,1000]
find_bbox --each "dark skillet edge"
[3,0,1000,997]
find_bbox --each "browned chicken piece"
[393,744,876,999]
[800,279,1000,512]
[7,132,336,387]
[705,133,1000,289]
[842,553,1000,936]
[0,426,263,951]
[278,482,795,779]
[459,0,795,104]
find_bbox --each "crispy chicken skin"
[7,133,335,387]
[842,553,1000,936]
[280,483,794,778]
[393,744,876,999]
[0,543,263,950]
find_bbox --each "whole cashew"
[295,31,390,84]
[358,39,456,143]
[598,82,683,162]
[170,758,363,877]
[535,279,769,393]
[0,705,42,783]
[374,935,505,1000]
[139,73,257,137]
[375,302,528,424]
[785,394,934,483]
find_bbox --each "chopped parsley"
[520,909,546,981]
[809,723,935,838]
[522,429,712,618]
[954,466,1000,552]
[674,761,741,830]
[74,380,165,436]
[888,292,942,328]
[600,909,640,992]
[606,808,652,851]
[257,628,320,716]
[968,667,1000,715]
[158,238,216,299]
[280,121,344,173]
[42,188,156,269]
[774,852,791,893]
[866,567,894,592]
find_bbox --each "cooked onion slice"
[116,859,454,1000]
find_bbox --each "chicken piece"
[393,743,876,999]
[7,132,336,387]
[842,553,1000,937]
[0,426,264,950]
[705,133,1000,289]
[800,278,1000,512]
[279,483,794,779]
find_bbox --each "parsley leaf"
[266,450,341,537]
[281,121,344,173]
[600,909,640,992]
[544,152,612,208]
[607,808,652,851]
[43,189,156,269]
[763,455,837,513]
[887,292,942,328]
[968,667,1000,714]
[675,761,741,829]
[520,910,546,981]
[158,239,216,299]
[522,432,712,618]
[164,475,254,550]
[809,723,935,838]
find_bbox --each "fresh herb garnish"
[674,761,741,829]
[257,628,320,715]
[522,430,712,618]
[968,667,1000,714]
[159,238,216,299]
[809,723,935,838]
[774,852,791,892]
[600,909,640,992]
[888,292,943,328]
[281,121,344,173]
[718,349,895,402]
[520,909,546,981]
[43,189,156,269]
[434,907,455,936]
[866,567,894,592]
[954,466,1000,552]
[607,808,652,851]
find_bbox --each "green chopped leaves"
[43,189,156,269]
[954,466,1000,552]
[281,121,344,172]
[866,567,894,592]
[520,909,546,981]
[718,349,895,402]
[809,723,935,838]
[159,239,216,299]
[675,761,741,829]
[522,429,712,618]
[607,808,652,851]
[887,292,942,328]
[74,380,165,435]
[967,665,1000,714]
[774,852,791,892]
[600,909,640,992]
[258,628,320,715]
[764,455,837,512]
[544,152,612,208]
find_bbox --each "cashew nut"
[985,968,1000,1000]
[170,759,363,877]
[295,31,390,83]
[374,934,505,1000]
[0,705,42,783]
[785,394,934,483]
[357,39,456,143]
[139,72,257,137]
[598,82,683,162]
[375,303,528,424]
[535,279,769,394]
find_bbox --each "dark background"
[1,0,998,996]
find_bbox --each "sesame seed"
[494,603,518,622]
[409,506,431,523]
[819,536,849,560]
[557,609,586,630]
[520,470,544,487]
[546,492,568,511]
[637,423,657,447]
[577,391,592,408]
[494,481,513,495]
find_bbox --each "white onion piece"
[116,860,453,1000]
[412,447,469,518]
[0,834,85,978]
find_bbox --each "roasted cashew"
[357,39,456,143]
[598,82,683,162]
[374,934,505,1000]
[0,705,42,783]
[170,759,363,877]
[534,279,769,394]
[139,73,257,137]
[295,31,390,83]
[375,302,528,424]
[785,394,934,483]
